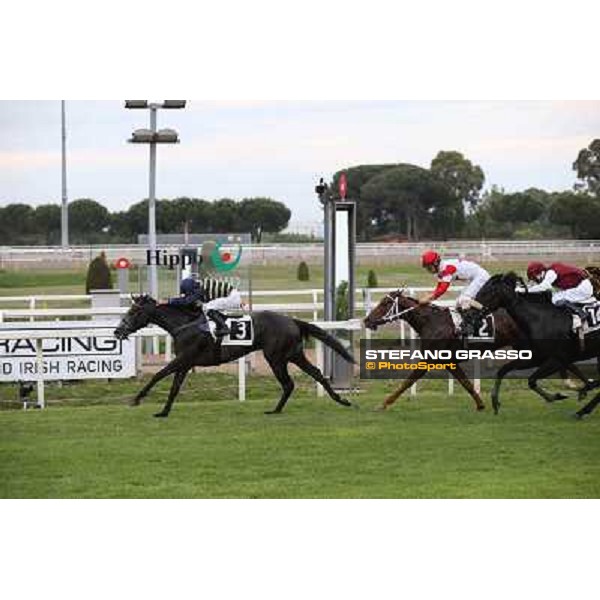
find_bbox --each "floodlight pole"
[148,105,158,300]
[61,100,69,249]
[126,100,185,299]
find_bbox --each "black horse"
[461,272,600,418]
[114,296,355,417]
[364,289,594,413]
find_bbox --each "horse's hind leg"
[154,368,190,418]
[290,352,352,408]
[264,359,295,415]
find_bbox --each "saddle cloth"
[450,309,495,341]
[574,300,600,335]
[209,315,253,346]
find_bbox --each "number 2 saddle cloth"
[449,309,495,341]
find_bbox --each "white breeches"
[204,289,242,311]
[552,279,594,305]
[456,274,490,309]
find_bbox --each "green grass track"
[1,374,598,498]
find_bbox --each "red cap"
[421,250,440,267]
[527,261,546,280]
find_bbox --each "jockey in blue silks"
[168,277,231,337]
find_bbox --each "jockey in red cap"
[526,261,594,309]
[420,250,490,309]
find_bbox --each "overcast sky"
[1,100,598,227]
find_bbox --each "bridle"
[115,301,151,339]
[373,292,417,326]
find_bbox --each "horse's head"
[363,288,415,330]
[459,272,524,335]
[479,272,524,311]
[114,295,157,340]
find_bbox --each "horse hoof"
[573,412,584,420]
[264,410,280,415]
[153,412,169,418]
[339,398,352,407]
[477,405,485,411]
[552,393,569,402]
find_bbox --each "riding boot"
[555,300,587,320]
[555,300,588,351]
[206,309,231,337]
[188,312,211,340]
[458,308,482,338]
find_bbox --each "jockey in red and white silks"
[419,250,490,309]
[526,262,594,305]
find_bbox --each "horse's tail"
[293,319,356,363]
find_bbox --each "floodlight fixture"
[161,100,187,109]
[125,100,149,109]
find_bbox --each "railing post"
[238,356,246,402]
[35,338,45,409]
[165,335,173,362]
[315,340,324,397]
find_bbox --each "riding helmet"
[526,262,546,281]
[421,250,440,267]
[180,277,201,295]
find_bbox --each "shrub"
[367,269,378,288]
[85,251,113,293]
[297,261,310,281]
[335,280,349,321]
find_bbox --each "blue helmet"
[180,277,201,295]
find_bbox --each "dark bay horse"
[364,290,506,411]
[114,296,355,417]
[364,289,593,413]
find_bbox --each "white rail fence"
[1,240,600,268]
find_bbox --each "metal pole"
[61,100,68,248]
[148,106,158,300]
[323,198,336,378]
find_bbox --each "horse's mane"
[132,294,156,305]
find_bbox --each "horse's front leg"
[130,355,189,406]
[449,364,485,411]
[491,358,539,414]
[154,368,191,418]
[378,368,427,410]
[528,357,570,403]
